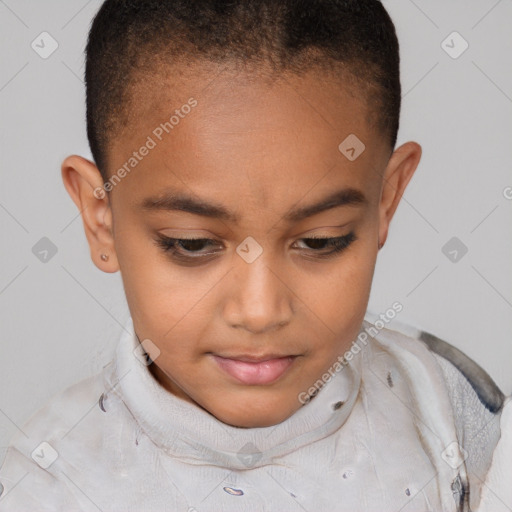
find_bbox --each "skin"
[61,63,421,428]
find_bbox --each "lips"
[212,354,297,385]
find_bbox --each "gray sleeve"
[424,340,504,511]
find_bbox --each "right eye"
[154,236,223,260]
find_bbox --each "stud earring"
[100,253,109,262]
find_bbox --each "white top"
[0,317,506,512]
[476,395,512,512]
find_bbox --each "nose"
[223,253,293,334]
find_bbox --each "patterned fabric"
[0,317,505,511]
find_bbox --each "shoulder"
[417,329,505,509]
[368,318,505,414]
[418,330,505,414]
[418,331,503,460]
[0,367,108,510]
[371,320,505,510]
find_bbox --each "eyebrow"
[140,187,367,223]
[283,187,367,223]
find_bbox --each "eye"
[293,232,356,258]
[154,231,357,263]
[154,236,223,260]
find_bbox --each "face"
[63,63,420,428]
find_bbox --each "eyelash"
[154,232,356,262]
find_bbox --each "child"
[0,1,509,510]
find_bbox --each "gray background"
[1,0,511,467]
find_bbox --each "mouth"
[211,353,298,385]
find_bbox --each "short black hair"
[85,0,401,179]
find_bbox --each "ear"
[378,141,422,248]
[61,155,119,272]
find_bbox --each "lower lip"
[212,355,296,385]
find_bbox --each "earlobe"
[61,155,120,273]
[378,141,422,247]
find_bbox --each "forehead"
[108,64,388,214]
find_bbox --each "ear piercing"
[100,253,109,262]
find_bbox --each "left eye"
[295,237,343,250]
[292,232,356,256]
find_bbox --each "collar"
[106,317,362,470]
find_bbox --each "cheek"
[114,225,205,336]
[116,213,377,352]
[295,241,376,323]
[294,241,377,362]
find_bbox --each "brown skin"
[61,65,421,428]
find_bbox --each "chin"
[221,414,285,429]
[207,397,298,428]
